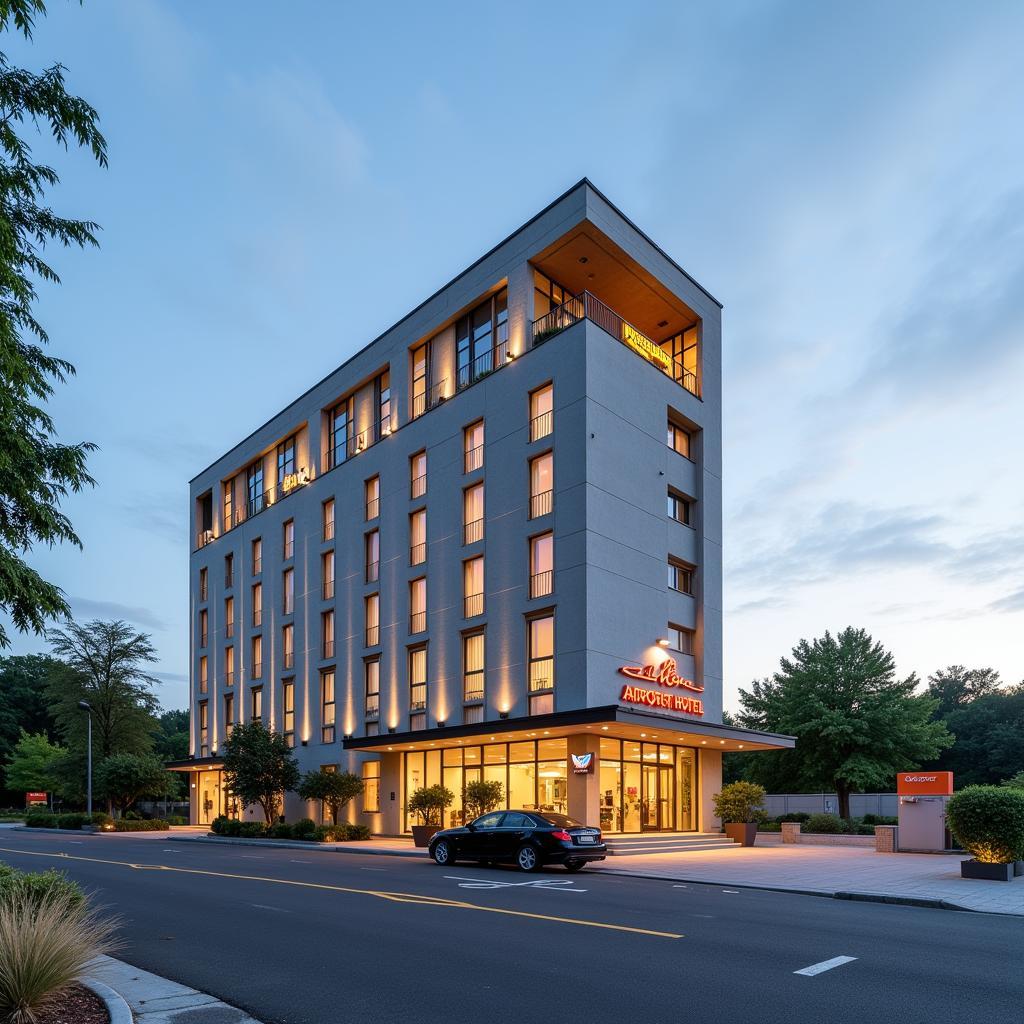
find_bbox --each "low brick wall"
[780,822,875,848]
[874,824,898,853]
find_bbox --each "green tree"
[0,654,59,768]
[929,684,1024,785]
[152,709,189,762]
[926,665,1002,718]
[297,769,363,824]
[463,779,504,819]
[46,620,160,760]
[737,627,953,818]
[4,729,63,792]
[94,753,171,815]
[222,722,299,824]
[0,0,106,649]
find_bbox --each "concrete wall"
[765,793,900,818]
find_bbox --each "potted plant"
[946,785,1024,881]
[463,779,504,821]
[407,784,454,847]
[712,781,766,847]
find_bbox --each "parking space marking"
[794,955,858,977]
[444,875,586,893]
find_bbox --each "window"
[321,669,336,743]
[198,609,208,648]
[456,289,509,389]
[246,459,265,517]
[252,537,262,576]
[529,452,553,519]
[322,550,335,600]
[464,705,484,725]
[365,476,380,521]
[529,533,553,598]
[667,421,692,459]
[668,559,695,595]
[528,615,554,715]
[463,483,484,544]
[668,624,695,655]
[409,577,427,635]
[533,269,573,320]
[410,450,427,499]
[198,655,208,695]
[463,632,485,703]
[464,556,484,618]
[364,658,380,719]
[222,479,235,532]
[276,436,296,492]
[362,761,381,813]
[198,567,208,602]
[661,326,699,394]
[283,679,295,746]
[365,593,380,647]
[322,498,335,541]
[409,646,427,712]
[251,635,262,679]
[282,623,294,669]
[377,371,391,438]
[282,568,294,615]
[224,692,234,738]
[668,490,693,526]
[224,596,234,639]
[464,420,484,473]
[224,552,234,589]
[365,530,379,583]
[252,583,262,627]
[411,341,430,418]
[198,700,209,756]
[327,396,354,469]
[322,609,335,659]
[530,384,553,442]
[410,508,427,565]
[283,519,294,560]
[224,645,234,687]
[250,686,263,722]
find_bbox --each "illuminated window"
[282,568,294,615]
[409,645,428,713]
[282,623,294,669]
[669,624,695,655]
[529,452,553,519]
[322,498,335,541]
[224,692,234,737]
[409,577,427,635]
[198,567,208,602]
[251,635,262,679]
[222,479,235,532]
[456,289,509,390]
[463,556,484,618]
[251,537,262,576]
[667,490,693,526]
[321,669,336,743]
[250,686,263,722]
[410,450,427,499]
[224,645,234,687]
[251,583,262,627]
[464,420,484,473]
[533,269,573,319]
[660,326,699,394]
[198,700,209,756]
[364,657,380,719]
[327,396,354,470]
[411,341,430,418]
[283,679,295,746]
[463,632,485,703]
[668,559,695,595]
[246,459,265,517]
[198,655,208,695]
[530,383,553,442]
[463,483,484,545]
[363,761,381,813]
[365,530,379,583]
[224,596,234,639]
[283,519,294,561]
[276,436,296,490]
[322,609,335,659]
[198,609,208,648]
[410,508,427,565]
[529,533,553,598]
[528,615,554,715]
[667,421,692,460]
[377,370,391,436]
[365,593,379,647]
[322,550,335,600]
[224,552,234,589]
[365,476,380,521]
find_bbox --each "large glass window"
[250,686,263,722]
[365,530,380,583]
[528,615,554,715]
[529,453,553,519]
[251,537,262,575]
[463,483,484,545]
[251,635,262,679]
[252,583,262,627]
[410,508,426,565]
[322,609,335,659]
[364,658,380,720]
[198,700,208,756]
[409,646,427,713]
[246,459,264,517]
[222,479,234,531]
[456,289,508,389]
[283,519,294,560]
[276,436,296,488]
[411,341,430,418]
[282,567,294,615]
[463,556,484,618]
[667,420,692,459]
[409,578,427,635]
[282,623,294,669]
[323,498,335,540]
[223,645,234,686]
[365,476,380,521]
[410,450,427,499]
[282,679,295,746]
[463,632,484,704]
[377,370,391,436]
[363,761,381,813]
[365,593,379,647]
[533,269,573,319]
[224,692,234,737]
[198,608,208,647]
[321,669,335,743]
[328,397,354,469]
[668,489,693,525]
[322,550,335,600]
[660,326,699,394]
[224,596,234,638]
[668,559,695,595]
[529,533,553,598]
[198,655,208,694]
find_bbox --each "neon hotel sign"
[617,658,704,716]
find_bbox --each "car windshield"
[534,812,586,829]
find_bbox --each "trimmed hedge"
[25,812,113,830]
[946,785,1024,864]
[114,819,169,832]
[804,813,846,834]
[210,815,371,842]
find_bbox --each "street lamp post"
[78,700,93,817]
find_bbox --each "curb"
[168,834,425,857]
[81,977,133,1024]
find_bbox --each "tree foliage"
[463,779,503,820]
[4,729,63,792]
[297,769,363,824]
[0,654,59,769]
[736,627,952,818]
[46,619,160,760]
[222,722,299,824]
[926,665,1002,718]
[152,709,189,763]
[94,753,171,814]
[0,0,107,648]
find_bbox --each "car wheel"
[432,839,455,866]
[516,844,541,872]
[564,859,586,873]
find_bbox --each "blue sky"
[5,1,1024,712]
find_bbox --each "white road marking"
[239,855,264,859]
[250,904,291,913]
[359,866,387,872]
[444,875,586,893]
[289,859,311,864]
[794,955,858,977]
[721,889,740,894]
[672,884,688,888]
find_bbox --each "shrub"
[291,818,317,841]
[0,869,85,913]
[0,886,118,1024]
[220,818,243,837]
[317,823,371,842]
[860,814,898,826]
[463,779,504,820]
[52,812,112,831]
[210,815,229,834]
[775,812,811,824]
[237,821,267,838]
[407,785,454,826]
[268,822,294,840]
[946,785,1024,864]
[804,813,845,834]
[113,819,168,832]
[712,782,766,823]
[24,814,56,830]
[759,821,782,832]
[166,816,188,826]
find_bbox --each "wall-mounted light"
[506,351,516,361]
[656,637,671,648]
[388,726,396,734]
[301,739,308,746]
[499,711,509,720]
[437,720,446,728]
[343,733,352,740]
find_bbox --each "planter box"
[1015,861,1024,877]
[961,859,1015,882]
[411,825,440,848]
[723,822,757,847]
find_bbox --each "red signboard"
[896,772,953,796]
[620,683,704,716]
[25,792,47,805]
[618,658,703,693]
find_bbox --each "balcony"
[196,528,215,549]
[464,592,484,618]
[457,340,509,391]
[529,490,553,520]
[266,467,312,506]
[463,518,483,546]
[529,410,552,442]
[322,419,391,474]
[529,570,553,599]
[532,292,699,397]
[412,378,448,419]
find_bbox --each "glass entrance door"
[641,764,675,831]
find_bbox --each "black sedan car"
[428,810,606,872]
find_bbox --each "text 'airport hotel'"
[176,181,792,835]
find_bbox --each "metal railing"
[464,593,484,618]
[412,378,448,419]
[410,542,427,565]
[365,560,379,583]
[457,339,509,391]
[225,670,235,686]
[283,652,294,670]
[410,611,427,635]
[532,291,699,397]
[225,621,234,639]
[252,661,262,679]
[365,625,379,648]
[196,529,215,550]
[199,632,208,648]
[365,697,379,718]
[323,640,335,659]
[463,518,483,545]
[266,467,311,506]
[247,493,268,519]
[529,489,553,519]
[252,609,262,627]
[530,410,552,442]
[410,686,427,712]
[323,579,335,600]
[464,443,483,474]
[323,518,335,541]
[365,497,379,521]
[463,680,484,703]
[411,473,427,499]
[528,658,554,692]
[529,570,553,599]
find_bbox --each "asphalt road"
[0,829,1020,1024]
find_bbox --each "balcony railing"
[365,497,379,521]
[365,625,379,648]
[196,529,215,549]
[322,418,392,474]
[464,592,484,618]
[410,611,427,635]
[283,652,294,670]
[365,697,379,718]
[199,632,208,648]
[412,378,448,419]
[323,579,335,600]
[464,444,483,474]
[252,661,262,679]
[410,687,427,712]
[225,670,235,686]
[457,340,509,391]
[530,410,552,442]
[410,542,427,565]
[365,560,379,583]
[225,621,234,639]
[528,658,554,691]
[323,518,335,541]
[252,609,262,627]
[532,291,699,397]
[463,679,484,703]
[529,570,553,599]
[323,640,335,659]
[411,472,427,499]
[529,489,553,519]
[463,518,483,545]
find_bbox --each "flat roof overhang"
[342,706,795,755]
[166,757,224,773]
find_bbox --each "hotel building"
[178,180,793,835]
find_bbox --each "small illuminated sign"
[621,323,672,372]
[618,658,703,693]
[281,469,310,494]
[570,753,594,775]
[620,684,704,716]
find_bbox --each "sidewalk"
[87,955,266,1024]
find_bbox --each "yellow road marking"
[0,846,681,940]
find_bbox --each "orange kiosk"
[896,772,953,851]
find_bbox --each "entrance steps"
[604,832,740,856]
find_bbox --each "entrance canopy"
[343,704,795,755]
